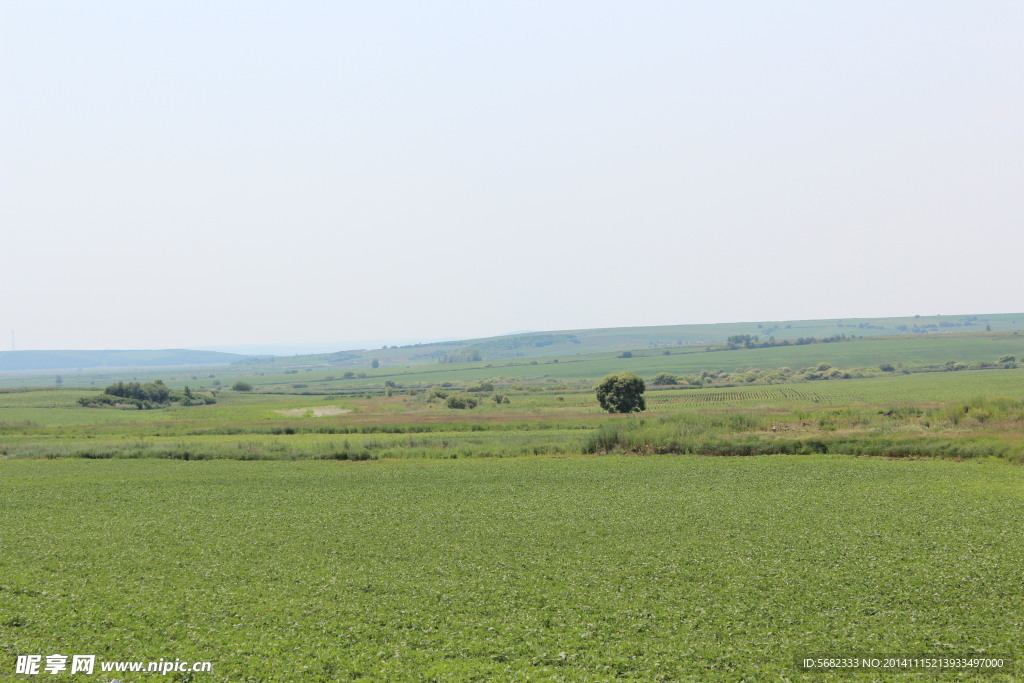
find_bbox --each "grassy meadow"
[2,327,1024,679]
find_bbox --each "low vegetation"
[77,380,215,409]
[1,456,1020,680]
[583,396,1024,463]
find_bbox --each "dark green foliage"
[618,351,633,358]
[103,380,171,403]
[446,395,478,409]
[78,394,150,409]
[168,389,216,406]
[232,381,254,391]
[727,334,759,348]
[716,334,850,352]
[466,381,494,393]
[371,359,380,368]
[595,372,646,413]
[438,349,482,364]
[78,380,215,409]
[879,363,896,372]
[652,373,679,385]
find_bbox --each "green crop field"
[3,326,1024,679]
[1,456,1021,681]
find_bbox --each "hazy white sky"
[2,1,1022,351]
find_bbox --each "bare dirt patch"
[274,406,352,418]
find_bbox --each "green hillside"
[3,313,1023,391]
[234,312,1024,371]
[226,331,1024,395]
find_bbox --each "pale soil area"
[274,406,352,417]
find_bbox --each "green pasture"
[1,456,1021,681]
[4,365,1024,462]
[4,327,1023,395]
[648,368,1024,408]
[243,332,1024,393]
[221,311,1024,369]
[0,390,358,429]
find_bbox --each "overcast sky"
[2,1,1022,351]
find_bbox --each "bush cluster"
[446,396,478,409]
[78,380,215,410]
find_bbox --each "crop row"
[649,387,831,405]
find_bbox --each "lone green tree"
[595,372,646,413]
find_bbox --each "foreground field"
[1,456,1021,681]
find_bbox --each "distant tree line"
[648,355,1020,390]
[438,349,482,364]
[718,334,853,351]
[894,316,988,333]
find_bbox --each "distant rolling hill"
[8,312,1024,376]
[0,349,245,372]
[232,312,1024,370]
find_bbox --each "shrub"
[446,395,478,409]
[232,381,253,392]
